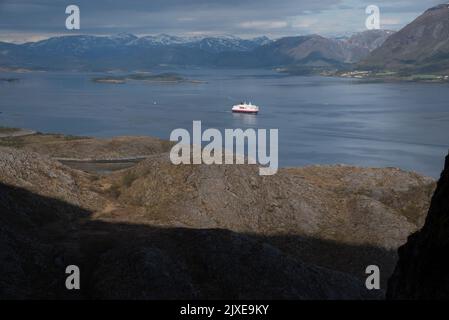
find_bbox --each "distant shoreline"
[320,70,449,84]
[91,72,204,84]
[3,67,449,85]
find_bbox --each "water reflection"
[232,112,258,127]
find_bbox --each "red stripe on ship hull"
[232,110,258,114]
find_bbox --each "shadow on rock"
[1,182,388,300]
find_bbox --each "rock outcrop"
[0,146,105,211]
[0,135,437,299]
[99,153,434,286]
[85,226,375,300]
[108,154,434,249]
[0,147,375,299]
[0,134,172,160]
[387,153,449,299]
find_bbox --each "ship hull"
[232,109,258,114]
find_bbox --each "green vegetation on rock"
[92,72,197,84]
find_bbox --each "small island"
[92,72,202,84]
[0,78,20,83]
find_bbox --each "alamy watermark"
[63,4,380,32]
[65,265,80,290]
[65,5,80,30]
[169,121,278,176]
[365,5,380,30]
[365,265,380,290]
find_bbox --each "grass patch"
[0,136,26,148]
[106,170,141,200]
[107,184,121,199]
[161,140,175,152]
[0,126,20,133]
[62,134,88,141]
[122,171,138,187]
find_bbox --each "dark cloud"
[0,0,443,41]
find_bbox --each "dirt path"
[59,158,148,174]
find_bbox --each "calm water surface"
[1,68,448,177]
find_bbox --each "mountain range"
[3,4,449,73]
[0,31,391,71]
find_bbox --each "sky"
[0,0,444,43]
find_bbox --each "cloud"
[239,21,289,30]
[0,0,443,42]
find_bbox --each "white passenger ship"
[232,102,259,114]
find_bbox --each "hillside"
[360,4,449,73]
[346,30,395,52]
[0,132,436,299]
[251,35,364,68]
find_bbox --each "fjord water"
[1,68,448,178]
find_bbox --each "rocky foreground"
[0,133,438,299]
[387,154,449,299]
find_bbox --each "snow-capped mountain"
[127,34,271,52]
[191,35,271,53]
[129,34,199,47]
[23,33,138,55]
[107,32,139,44]
[0,33,273,70]
[0,31,391,71]
[18,33,271,52]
